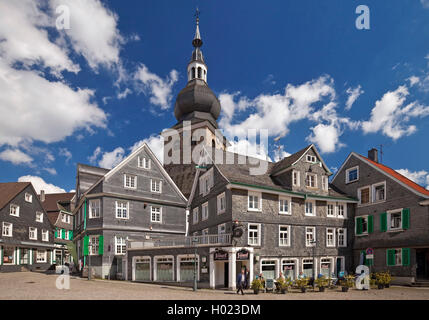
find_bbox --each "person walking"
[236,269,246,295]
[245,268,250,289]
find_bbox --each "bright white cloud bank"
[0,149,33,165]
[18,175,66,194]
[396,169,429,190]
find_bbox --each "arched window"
[192,67,196,79]
[198,67,202,79]
[212,139,216,148]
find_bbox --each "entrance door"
[224,262,229,288]
[416,249,428,279]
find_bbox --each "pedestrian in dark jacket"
[236,269,246,295]
[245,268,250,289]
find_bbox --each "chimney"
[368,148,378,163]
[40,190,45,202]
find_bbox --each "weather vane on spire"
[195,7,200,23]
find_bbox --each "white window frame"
[387,209,403,231]
[356,215,369,235]
[36,250,47,263]
[305,227,316,247]
[199,168,213,196]
[150,179,162,193]
[345,166,359,183]
[392,248,403,266]
[10,204,19,217]
[279,197,291,215]
[192,207,199,225]
[217,192,226,214]
[248,223,261,246]
[25,193,33,203]
[302,258,316,278]
[305,200,316,216]
[201,202,209,221]
[337,203,347,219]
[305,173,317,188]
[115,201,129,219]
[327,203,336,217]
[150,206,162,223]
[372,181,386,203]
[337,228,347,247]
[138,156,151,169]
[36,211,44,223]
[89,235,99,256]
[279,225,291,247]
[115,236,127,255]
[292,170,300,187]
[88,199,101,219]
[281,258,298,280]
[29,227,37,240]
[357,185,372,205]
[124,174,137,189]
[248,192,262,212]
[326,228,336,247]
[319,257,334,277]
[321,176,329,191]
[306,155,317,163]
[2,222,12,237]
[42,229,49,242]
[61,213,70,224]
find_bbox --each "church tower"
[163,10,228,197]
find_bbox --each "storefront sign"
[201,268,208,273]
[366,254,374,259]
[213,250,228,261]
[236,249,249,260]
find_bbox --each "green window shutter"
[387,249,395,266]
[368,215,374,233]
[402,208,410,230]
[356,217,363,235]
[98,235,104,255]
[83,235,89,256]
[54,229,58,238]
[61,229,65,239]
[380,212,387,232]
[69,231,73,240]
[402,248,410,266]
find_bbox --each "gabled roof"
[40,192,75,212]
[332,152,429,199]
[0,182,31,211]
[270,144,332,176]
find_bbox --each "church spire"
[187,8,207,82]
[192,8,203,48]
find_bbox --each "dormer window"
[292,171,300,187]
[305,173,317,188]
[138,156,150,169]
[306,155,317,163]
[25,193,32,203]
[345,166,359,183]
[10,204,19,217]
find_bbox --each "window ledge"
[247,209,262,213]
[387,229,404,233]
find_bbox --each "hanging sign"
[236,249,249,260]
[213,250,228,261]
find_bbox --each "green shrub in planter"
[251,279,264,294]
[340,275,355,292]
[295,277,309,293]
[315,276,329,292]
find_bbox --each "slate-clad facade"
[0,182,55,272]
[331,149,429,284]
[72,144,187,279]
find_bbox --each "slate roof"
[0,182,31,211]
[270,145,311,175]
[40,192,75,225]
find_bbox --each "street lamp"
[192,237,199,292]
[310,239,316,290]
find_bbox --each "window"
[279,197,291,215]
[25,193,32,202]
[292,171,300,187]
[305,173,317,188]
[337,228,347,247]
[124,174,137,189]
[29,227,37,240]
[389,210,402,230]
[345,166,359,183]
[217,193,226,214]
[151,179,162,193]
[151,206,162,223]
[89,236,99,255]
[322,176,328,191]
[89,199,101,218]
[305,227,316,247]
[387,248,410,266]
[248,223,261,246]
[327,203,335,217]
[199,170,213,195]
[61,213,70,224]
[36,250,47,263]
[302,258,314,278]
[202,202,209,221]
[373,182,386,202]
[305,201,316,216]
[138,156,150,169]
[358,186,371,205]
[282,259,297,280]
[248,192,261,211]
[10,204,19,217]
[2,222,12,237]
[115,201,129,219]
[337,203,346,218]
[261,260,277,280]
[306,155,317,163]
[279,225,290,247]
[42,230,49,242]
[326,228,336,247]
[36,211,43,222]
[20,249,29,265]
[192,207,199,224]
[320,258,332,278]
[115,236,127,255]
[356,215,372,235]
[218,223,226,234]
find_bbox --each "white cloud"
[407,76,420,87]
[18,175,65,194]
[88,146,102,165]
[0,0,79,75]
[130,135,165,164]
[272,145,291,162]
[0,60,107,147]
[117,88,132,99]
[421,0,429,9]
[345,85,364,110]
[98,147,125,169]
[307,122,345,154]
[396,169,429,189]
[227,139,270,161]
[43,167,57,175]
[59,148,72,163]
[362,85,429,140]
[0,149,33,165]
[134,64,179,110]
[50,0,123,70]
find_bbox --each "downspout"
[83,198,87,267]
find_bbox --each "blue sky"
[1,0,429,193]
